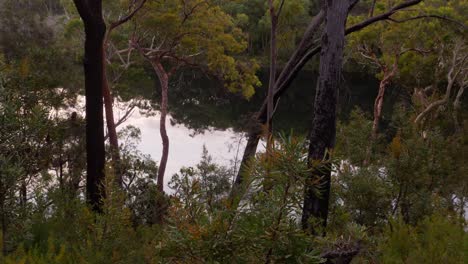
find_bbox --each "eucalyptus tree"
[301,0,350,234]
[72,0,107,212]
[130,0,260,192]
[347,0,467,162]
[233,0,428,190]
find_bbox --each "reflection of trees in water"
[122,68,392,135]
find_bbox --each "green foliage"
[1,137,324,263]
[380,214,467,263]
[331,103,467,260]
[346,0,467,87]
[223,0,315,58]
[134,0,261,98]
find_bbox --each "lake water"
[125,110,247,188]
[112,70,382,190]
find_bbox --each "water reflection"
[125,110,246,188]
[118,69,384,186]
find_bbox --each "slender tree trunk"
[150,61,169,192]
[371,80,388,140]
[371,64,397,140]
[363,80,389,165]
[302,0,349,233]
[232,0,423,191]
[232,11,325,190]
[369,0,377,17]
[453,85,466,131]
[267,0,277,138]
[73,0,107,212]
[102,55,122,186]
[264,0,280,190]
[100,0,147,187]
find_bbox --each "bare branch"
[388,14,468,30]
[109,0,147,31]
[414,45,468,124]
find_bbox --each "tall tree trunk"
[101,0,148,187]
[102,54,121,186]
[73,0,107,212]
[267,0,278,139]
[232,11,325,190]
[302,0,349,233]
[232,0,423,191]
[150,61,169,192]
[264,0,281,190]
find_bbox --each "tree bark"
[73,0,107,212]
[232,0,423,192]
[101,0,147,187]
[102,50,122,186]
[453,84,466,131]
[150,61,169,192]
[267,0,278,138]
[302,0,349,233]
[371,66,396,140]
[232,10,325,189]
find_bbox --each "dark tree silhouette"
[73,0,106,212]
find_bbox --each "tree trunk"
[371,80,388,140]
[264,0,280,190]
[232,11,325,190]
[302,0,349,233]
[453,85,466,131]
[73,0,107,212]
[232,0,423,191]
[267,0,278,138]
[102,57,122,186]
[150,61,169,192]
[371,64,397,140]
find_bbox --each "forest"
[0,0,467,263]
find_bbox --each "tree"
[72,0,106,212]
[102,0,147,186]
[301,0,350,233]
[414,41,468,127]
[232,0,426,189]
[130,0,260,192]
[346,0,467,163]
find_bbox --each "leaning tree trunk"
[102,54,122,186]
[73,0,107,212]
[231,11,325,191]
[150,61,170,192]
[100,0,148,187]
[302,0,349,233]
[232,0,423,190]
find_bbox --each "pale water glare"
[124,109,246,190]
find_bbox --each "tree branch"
[388,14,468,30]
[109,0,147,31]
